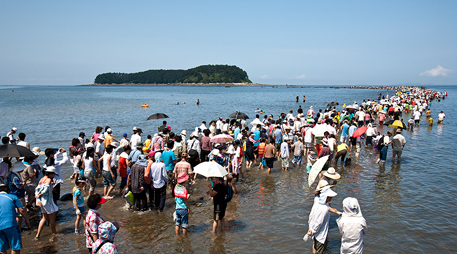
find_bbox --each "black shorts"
[266,157,274,168]
[350,137,357,146]
[214,203,227,221]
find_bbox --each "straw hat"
[180,130,187,136]
[317,179,335,191]
[323,167,341,180]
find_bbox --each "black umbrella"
[0,144,35,157]
[147,113,169,120]
[229,111,249,120]
[327,101,339,107]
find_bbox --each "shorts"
[366,136,373,145]
[292,156,302,165]
[340,136,348,143]
[393,149,402,157]
[102,170,117,187]
[76,206,86,215]
[313,236,329,254]
[265,158,274,169]
[175,208,189,228]
[350,137,357,146]
[260,156,266,166]
[84,171,97,191]
[120,177,127,189]
[41,201,59,214]
[214,203,227,221]
[245,150,255,162]
[0,225,22,251]
[415,119,419,124]
[281,158,289,168]
[167,170,173,182]
[275,143,281,151]
[305,142,312,148]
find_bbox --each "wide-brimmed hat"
[12,162,26,173]
[133,127,138,131]
[317,179,335,191]
[44,166,57,174]
[211,149,220,156]
[181,130,187,136]
[226,145,236,154]
[135,141,143,149]
[177,173,189,184]
[32,147,41,154]
[98,135,105,140]
[396,129,402,133]
[323,167,341,180]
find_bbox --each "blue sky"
[1,0,456,86]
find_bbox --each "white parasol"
[193,161,228,178]
[308,155,329,187]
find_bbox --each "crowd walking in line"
[0,86,447,253]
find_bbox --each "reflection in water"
[373,164,402,223]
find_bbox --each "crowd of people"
[0,86,447,253]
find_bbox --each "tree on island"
[94,64,251,84]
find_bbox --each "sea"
[0,84,456,253]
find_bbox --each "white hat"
[226,145,236,155]
[323,167,341,180]
[86,143,94,148]
[12,161,26,173]
[107,128,112,133]
[317,179,334,191]
[44,166,57,174]
[12,127,17,131]
[133,127,138,131]
[98,135,105,140]
[181,130,187,136]
[211,149,220,156]
[110,142,118,147]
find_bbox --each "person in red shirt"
[118,146,131,195]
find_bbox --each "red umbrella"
[352,126,367,138]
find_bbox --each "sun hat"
[396,129,402,133]
[86,143,94,148]
[226,145,236,155]
[387,130,394,135]
[77,179,88,185]
[98,135,105,140]
[180,130,187,136]
[107,128,112,133]
[12,127,17,131]
[323,167,341,180]
[133,127,138,131]
[123,133,128,137]
[177,173,189,184]
[211,149,220,156]
[317,179,334,191]
[32,147,41,154]
[135,141,143,149]
[110,142,118,147]
[44,166,57,174]
[12,161,26,173]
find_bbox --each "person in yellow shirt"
[428,117,433,126]
[426,109,432,117]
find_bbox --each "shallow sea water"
[0,85,455,253]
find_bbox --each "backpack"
[188,140,199,160]
[377,135,385,150]
[225,185,234,203]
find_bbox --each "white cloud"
[295,74,306,79]
[260,75,269,79]
[419,65,453,77]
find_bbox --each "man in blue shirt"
[129,142,143,164]
[0,182,29,254]
[348,122,358,149]
[340,120,350,143]
[162,141,177,185]
[273,126,282,156]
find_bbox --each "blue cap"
[123,133,127,137]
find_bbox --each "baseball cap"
[133,127,138,131]
[79,132,85,136]
[98,197,107,205]
[123,133,127,137]
[12,127,17,131]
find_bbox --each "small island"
[91,64,254,86]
